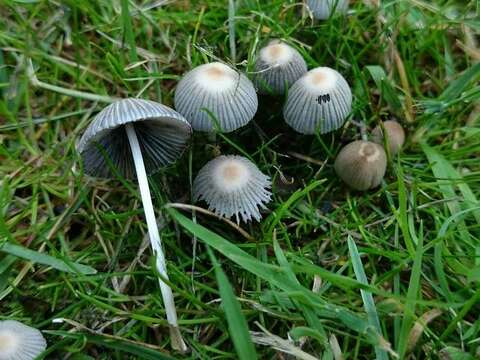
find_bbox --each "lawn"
[1,0,479,359]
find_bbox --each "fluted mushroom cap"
[283,66,352,134]
[334,140,387,191]
[254,40,308,94]
[77,98,192,179]
[0,320,46,360]
[307,0,349,20]
[371,120,405,155]
[174,62,258,133]
[193,155,272,223]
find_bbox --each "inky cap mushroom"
[0,320,46,360]
[334,140,387,191]
[174,62,258,132]
[193,155,272,223]
[283,66,352,134]
[371,120,405,156]
[307,0,349,20]
[254,40,308,94]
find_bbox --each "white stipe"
[0,320,46,360]
[125,124,187,352]
[283,66,352,134]
[254,40,307,94]
[78,98,191,179]
[193,155,272,223]
[307,0,349,20]
[174,62,258,132]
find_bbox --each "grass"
[0,0,479,358]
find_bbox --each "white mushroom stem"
[125,123,187,352]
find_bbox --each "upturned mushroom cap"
[193,155,272,223]
[77,98,192,179]
[254,40,308,94]
[334,140,387,191]
[306,0,349,20]
[371,120,405,156]
[174,62,258,132]
[0,320,46,360]
[283,66,352,134]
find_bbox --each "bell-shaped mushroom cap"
[306,0,349,20]
[0,320,46,360]
[371,120,405,156]
[334,140,387,191]
[77,98,192,179]
[283,66,352,134]
[174,62,258,133]
[254,40,308,94]
[193,155,272,223]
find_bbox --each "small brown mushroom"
[334,140,387,191]
[372,120,405,156]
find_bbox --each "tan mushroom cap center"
[311,72,328,85]
[0,332,17,351]
[205,66,226,80]
[222,163,242,181]
[359,142,380,162]
[268,44,285,59]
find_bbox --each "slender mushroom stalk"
[125,124,186,351]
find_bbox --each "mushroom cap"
[174,62,258,133]
[193,155,272,223]
[0,320,46,360]
[334,140,387,191]
[77,98,192,179]
[371,120,405,156]
[283,66,352,134]
[254,40,308,94]
[306,0,349,20]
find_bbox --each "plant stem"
[125,123,187,352]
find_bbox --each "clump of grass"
[1,0,479,358]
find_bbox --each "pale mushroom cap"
[254,40,308,94]
[307,0,350,20]
[0,320,46,360]
[174,62,258,132]
[283,67,352,134]
[371,120,405,155]
[77,98,192,179]
[334,140,387,191]
[193,155,272,223]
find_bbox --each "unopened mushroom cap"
[0,320,46,360]
[307,0,349,20]
[77,98,192,179]
[254,40,307,94]
[283,66,352,134]
[174,62,258,132]
[193,155,272,223]
[334,140,387,191]
[371,120,405,155]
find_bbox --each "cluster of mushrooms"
[1,1,407,356]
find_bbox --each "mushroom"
[371,120,405,156]
[174,62,258,132]
[283,66,352,134]
[306,0,349,20]
[334,140,387,191]
[0,320,46,360]
[77,98,191,351]
[254,40,308,94]
[193,155,272,223]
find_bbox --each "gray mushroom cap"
[77,98,192,179]
[174,62,258,133]
[254,40,308,94]
[0,320,47,360]
[306,0,349,20]
[371,120,405,156]
[283,66,352,134]
[193,155,272,223]
[334,140,387,191]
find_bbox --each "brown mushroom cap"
[371,120,405,156]
[334,140,387,191]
